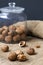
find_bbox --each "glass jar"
[0,2,27,27]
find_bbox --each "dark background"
[0,0,43,20]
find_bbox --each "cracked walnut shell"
[17,54,27,61]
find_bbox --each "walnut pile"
[0,25,26,43]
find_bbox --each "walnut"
[0,28,3,34]
[8,31,13,36]
[0,34,5,41]
[1,45,9,52]
[20,33,26,40]
[8,52,17,61]
[17,54,27,61]
[15,26,24,34]
[5,35,12,43]
[19,41,26,47]
[27,48,35,55]
[9,25,16,32]
[35,45,40,48]
[13,35,20,42]
[15,50,24,55]
[2,26,8,31]
[2,30,8,36]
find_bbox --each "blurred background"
[0,0,43,20]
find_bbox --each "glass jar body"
[0,12,27,27]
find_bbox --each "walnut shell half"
[19,41,26,47]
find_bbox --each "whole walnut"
[15,26,24,34]
[8,31,14,36]
[20,33,26,40]
[0,34,5,41]
[8,52,17,61]
[13,35,20,42]
[1,45,9,52]
[17,54,27,61]
[8,31,17,36]
[27,48,35,55]
[9,25,16,32]
[2,26,8,31]
[2,30,8,36]
[0,28,3,34]
[5,35,12,43]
